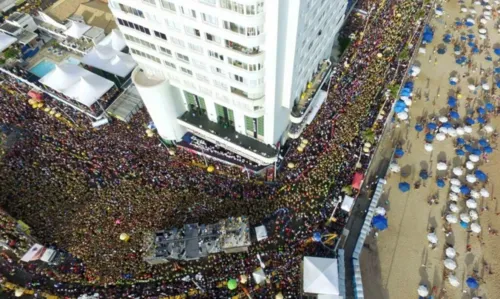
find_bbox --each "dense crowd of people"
[0,0,431,297]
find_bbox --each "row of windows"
[123,33,156,50]
[220,0,264,16]
[119,3,144,18]
[117,18,150,35]
[130,48,161,63]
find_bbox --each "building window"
[215,103,234,126]
[117,18,150,35]
[257,116,264,136]
[165,18,181,31]
[208,50,224,61]
[124,33,156,50]
[223,21,245,35]
[159,46,172,56]
[246,5,255,15]
[170,37,185,48]
[176,53,190,63]
[164,60,176,69]
[233,74,244,83]
[210,66,225,76]
[199,0,216,6]
[228,57,248,70]
[180,6,196,18]
[196,73,210,83]
[161,0,176,11]
[130,48,161,63]
[249,63,262,71]
[220,0,245,14]
[201,13,218,26]
[180,67,193,76]
[143,0,156,5]
[205,33,220,44]
[188,43,203,54]
[184,26,200,37]
[119,4,145,18]
[154,31,167,40]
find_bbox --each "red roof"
[352,172,364,190]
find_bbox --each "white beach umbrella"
[435,9,443,15]
[470,210,479,220]
[448,275,460,287]
[466,174,477,183]
[439,116,449,123]
[449,203,459,213]
[444,259,457,270]
[479,34,486,39]
[451,185,461,194]
[437,162,448,170]
[425,143,433,152]
[418,285,429,297]
[466,199,478,209]
[397,112,409,120]
[460,213,471,223]
[452,167,464,176]
[456,127,465,135]
[375,206,386,216]
[483,124,493,133]
[427,232,438,244]
[469,154,480,162]
[478,28,487,34]
[439,127,449,134]
[446,214,458,223]
[468,84,476,91]
[461,7,468,12]
[473,0,481,4]
[447,128,457,137]
[403,98,412,106]
[389,163,401,173]
[470,190,480,199]
[436,133,446,141]
[464,126,473,133]
[480,188,490,198]
[466,161,475,170]
[446,247,456,258]
[482,83,490,90]
[466,18,476,24]
[450,178,461,186]
[449,192,459,201]
[471,222,481,233]
[480,18,487,24]
[410,66,421,76]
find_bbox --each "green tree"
[388,84,400,98]
[362,129,376,144]
[399,47,410,60]
[342,185,353,196]
[3,48,19,59]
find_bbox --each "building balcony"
[225,40,261,56]
[290,59,333,123]
[178,112,278,165]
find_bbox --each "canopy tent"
[64,21,91,39]
[303,257,340,296]
[351,172,364,190]
[98,29,127,52]
[39,63,114,107]
[21,244,45,262]
[0,32,17,52]
[341,195,355,212]
[252,268,266,284]
[82,45,137,77]
[254,225,268,241]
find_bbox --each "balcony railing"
[225,40,260,56]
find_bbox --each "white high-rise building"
[109,0,347,165]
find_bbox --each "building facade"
[109,0,348,165]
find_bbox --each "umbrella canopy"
[474,170,487,181]
[439,127,449,134]
[372,215,388,230]
[399,182,410,192]
[460,213,471,223]
[437,162,448,170]
[478,139,489,147]
[436,133,446,141]
[477,107,486,115]
[447,128,457,137]
[449,203,459,213]
[470,190,480,199]
[480,188,490,198]
[450,178,461,186]
[444,259,457,270]
[483,146,492,153]
[483,124,493,133]
[425,133,435,142]
[466,199,478,209]
[395,148,404,157]
[446,214,458,223]
[415,124,424,131]
[448,96,458,107]
[470,210,479,220]
[466,174,477,183]
[420,170,429,179]
[375,206,386,216]
[485,103,494,111]
[469,155,480,162]
[460,185,471,195]
[456,137,466,145]
[470,223,481,233]
[397,112,409,120]
[427,122,437,130]
[425,143,433,152]
[427,232,438,244]
[450,111,460,119]
[437,179,446,188]
[477,116,486,124]
[417,285,429,297]
[468,84,476,91]
[451,185,461,194]
[448,275,460,287]
[466,277,479,289]
[466,161,475,170]
[449,192,459,201]
[439,116,449,123]
[446,247,456,258]
[471,148,482,156]
[465,117,475,125]
[227,279,238,290]
[389,163,401,173]
[456,127,465,135]
[453,167,464,176]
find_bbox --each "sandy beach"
[360,0,500,298]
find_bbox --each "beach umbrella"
[439,127,449,134]
[472,47,480,54]
[287,163,295,169]
[438,116,448,123]
[449,78,458,86]
[456,137,465,145]
[447,97,457,107]
[468,84,476,91]
[447,128,457,137]
[436,133,446,141]
[410,66,421,76]
[479,34,487,39]
[449,203,459,213]
[425,133,435,142]
[471,148,482,156]
[451,185,461,194]
[437,47,446,54]
[480,18,487,24]
[470,190,480,199]
[478,28,487,34]
[466,199,478,209]
[399,182,410,192]
[477,107,486,115]
[228,279,238,290]
[442,122,453,129]
[446,214,458,223]
[437,162,448,170]
[484,10,492,16]
[470,223,481,233]
[485,102,494,111]
[375,206,386,216]
[474,170,487,181]
[478,139,489,147]
[456,127,465,135]
[424,143,433,152]
[450,111,460,119]
[466,174,477,183]
[461,7,468,12]
[470,210,479,220]
[465,144,474,152]
[464,126,473,133]
[460,220,469,229]
[460,213,471,223]
[437,179,445,188]
[460,185,471,195]
[446,247,456,258]
[495,47,500,56]
[466,161,475,170]
[483,146,492,154]
[483,124,493,133]
[420,170,429,180]
[417,285,429,297]
[448,275,460,287]
[466,277,479,289]
[372,215,388,230]
[465,117,475,125]
[449,192,459,201]
[397,112,408,120]
[389,163,401,173]
[469,155,480,162]
[415,124,424,132]
[427,232,438,244]
[477,116,486,124]
[395,148,404,157]
[485,4,492,9]
[452,167,463,176]
[427,122,437,130]
[450,178,461,186]
[480,188,490,198]
[444,259,457,270]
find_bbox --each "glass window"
[201,13,218,26]
[154,31,167,40]
[180,67,193,76]
[164,60,176,69]
[159,46,172,56]
[176,53,190,63]
[161,0,176,11]
[208,50,224,61]
[205,33,220,43]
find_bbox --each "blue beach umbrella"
[404,81,414,89]
[471,149,482,156]
[478,139,489,147]
[420,170,429,180]
[460,185,471,195]
[399,182,410,192]
[465,117,475,125]
[312,232,321,242]
[415,124,423,132]
[494,47,500,56]
[437,47,446,54]
[456,137,465,145]
[454,45,461,51]
[468,41,475,47]
[486,56,493,61]
[427,122,437,130]
[460,221,469,229]
[486,103,494,111]
[447,97,457,107]
[455,149,465,156]
[474,170,487,182]
[372,215,388,230]
[472,47,479,54]
[395,148,404,157]
[495,67,500,74]
[442,123,453,129]
[477,107,486,115]
[455,21,462,26]
[450,111,459,119]
[468,34,475,39]
[483,146,493,154]
[425,133,435,142]
[436,179,445,188]
[477,117,485,124]
[497,81,500,88]
[460,35,467,41]
[466,277,479,289]
[465,144,473,152]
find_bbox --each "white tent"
[82,45,137,77]
[21,244,45,262]
[252,268,266,284]
[0,32,17,52]
[98,29,127,51]
[64,21,91,39]
[39,64,85,91]
[254,225,268,242]
[303,257,340,296]
[341,195,355,212]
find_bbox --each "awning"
[341,195,355,212]
[64,21,91,39]
[21,244,45,262]
[0,32,17,52]
[254,225,268,241]
[303,256,340,296]
[98,29,127,51]
[82,45,136,77]
[352,172,364,190]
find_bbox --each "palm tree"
[362,129,376,144]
